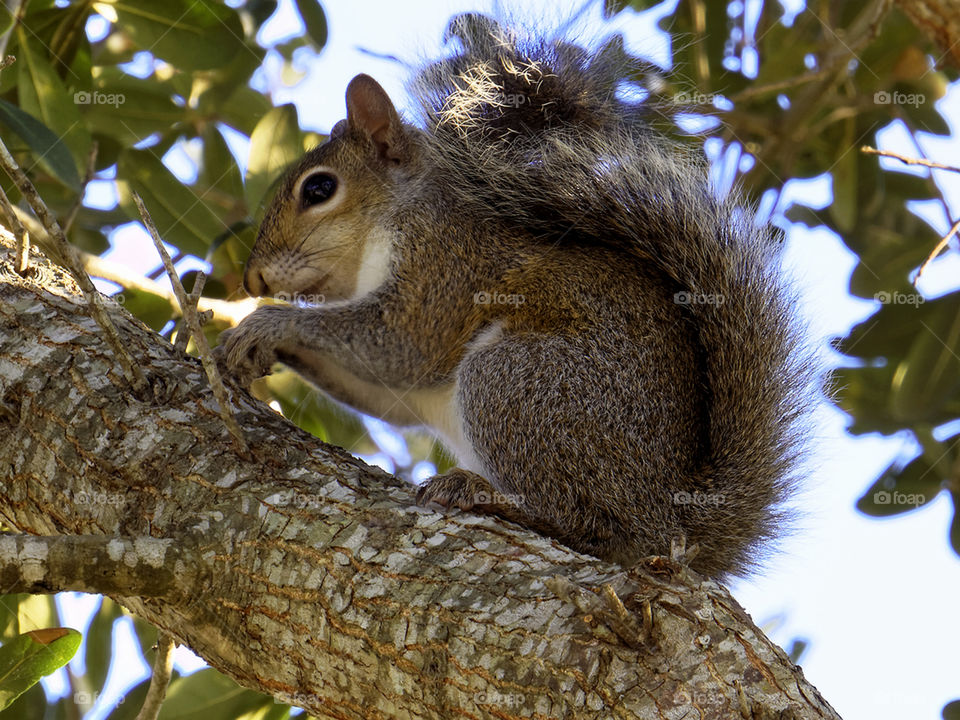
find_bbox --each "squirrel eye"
[301,172,338,208]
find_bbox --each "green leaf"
[0,681,46,720]
[15,29,91,159]
[830,365,903,435]
[245,104,301,213]
[786,638,808,664]
[836,296,933,362]
[92,0,246,71]
[70,226,110,256]
[0,4,13,36]
[46,2,94,77]
[103,677,152,720]
[113,286,175,331]
[158,669,278,720]
[295,0,327,50]
[117,149,227,257]
[82,72,183,146]
[245,0,279,26]
[856,454,943,517]
[828,140,857,234]
[0,597,22,642]
[890,293,960,422]
[83,598,122,693]
[0,99,80,189]
[201,125,245,216]
[0,629,82,710]
[218,86,273,136]
[17,596,57,634]
[129,615,158,663]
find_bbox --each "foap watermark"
[493,92,527,107]
[673,91,720,105]
[874,291,924,306]
[276,692,317,707]
[274,291,326,305]
[673,490,726,508]
[475,490,524,507]
[74,691,124,708]
[74,90,125,107]
[672,687,723,710]
[475,691,526,707]
[270,490,323,510]
[674,291,724,306]
[474,291,525,306]
[72,490,125,507]
[874,90,925,108]
[81,289,126,306]
[873,490,925,508]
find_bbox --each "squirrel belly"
[218,15,817,580]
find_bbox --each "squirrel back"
[410,16,817,576]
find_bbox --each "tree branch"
[0,235,840,719]
[0,535,200,600]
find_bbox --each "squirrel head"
[244,74,414,303]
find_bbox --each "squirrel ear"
[345,74,405,164]
[329,119,348,139]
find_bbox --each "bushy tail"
[414,15,818,575]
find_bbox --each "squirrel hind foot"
[416,468,537,528]
[417,468,577,550]
[416,468,500,512]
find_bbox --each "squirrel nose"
[244,266,268,297]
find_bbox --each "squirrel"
[217,15,817,579]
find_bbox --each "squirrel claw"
[215,306,292,386]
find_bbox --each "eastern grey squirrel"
[217,15,817,579]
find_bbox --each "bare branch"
[133,192,249,455]
[136,633,177,720]
[0,535,199,600]
[61,141,100,235]
[0,184,28,275]
[916,217,960,283]
[175,271,208,353]
[861,145,960,174]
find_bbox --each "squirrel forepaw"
[215,306,295,386]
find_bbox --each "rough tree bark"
[0,233,841,719]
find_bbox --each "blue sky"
[58,1,960,719]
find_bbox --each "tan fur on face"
[244,133,402,302]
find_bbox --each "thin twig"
[134,632,176,720]
[0,136,149,395]
[61,141,99,235]
[861,146,960,283]
[133,192,249,454]
[861,146,960,174]
[0,184,29,274]
[174,271,208,353]
[730,67,834,103]
[915,217,960,284]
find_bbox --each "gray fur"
[220,16,818,579]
